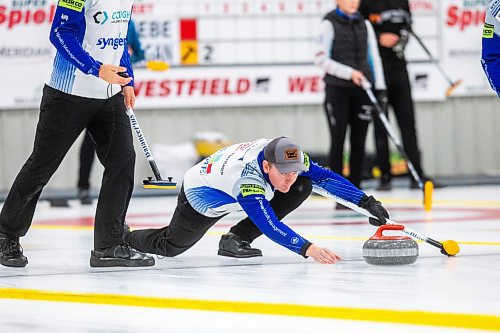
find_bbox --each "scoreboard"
[132,0,334,67]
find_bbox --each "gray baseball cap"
[264,137,308,173]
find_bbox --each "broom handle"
[312,186,444,251]
[126,108,163,181]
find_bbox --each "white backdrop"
[0,0,494,110]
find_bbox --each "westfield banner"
[0,0,494,110]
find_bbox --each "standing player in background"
[77,20,146,205]
[360,0,427,190]
[0,0,154,268]
[482,0,500,97]
[314,0,386,196]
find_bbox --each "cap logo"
[284,148,299,160]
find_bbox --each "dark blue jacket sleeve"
[481,27,500,97]
[237,194,312,257]
[481,1,500,97]
[301,158,366,205]
[120,38,134,87]
[48,4,102,77]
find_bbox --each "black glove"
[358,195,389,226]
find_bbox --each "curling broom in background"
[362,80,433,211]
[410,31,462,97]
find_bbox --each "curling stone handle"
[375,224,404,238]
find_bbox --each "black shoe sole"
[0,258,28,268]
[90,251,155,267]
[217,249,263,258]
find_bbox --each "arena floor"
[0,185,499,332]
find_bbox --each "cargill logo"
[93,11,108,25]
[93,10,130,25]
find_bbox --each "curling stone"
[363,225,418,265]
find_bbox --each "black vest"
[323,10,373,88]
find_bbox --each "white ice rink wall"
[1,96,499,191]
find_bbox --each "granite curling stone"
[363,224,418,265]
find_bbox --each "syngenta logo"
[96,37,127,50]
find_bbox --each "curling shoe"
[218,232,262,258]
[376,174,392,191]
[79,189,92,205]
[0,232,28,267]
[90,244,154,267]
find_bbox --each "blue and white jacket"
[47,0,134,99]
[183,139,366,257]
[482,0,500,97]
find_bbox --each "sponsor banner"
[0,0,495,110]
[0,0,55,109]
[132,65,325,109]
[440,0,494,96]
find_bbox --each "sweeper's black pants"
[374,67,423,179]
[126,177,313,256]
[78,130,96,191]
[0,85,135,250]
[126,186,224,257]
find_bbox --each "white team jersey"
[183,139,275,217]
[48,0,134,98]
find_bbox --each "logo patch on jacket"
[58,0,84,12]
[483,23,494,38]
[303,153,310,170]
[240,184,265,197]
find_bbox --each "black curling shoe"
[218,232,262,258]
[0,232,28,268]
[90,244,155,267]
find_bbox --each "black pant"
[78,130,96,191]
[374,67,423,178]
[127,177,313,255]
[0,85,135,249]
[324,85,372,187]
[126,186,225,257]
